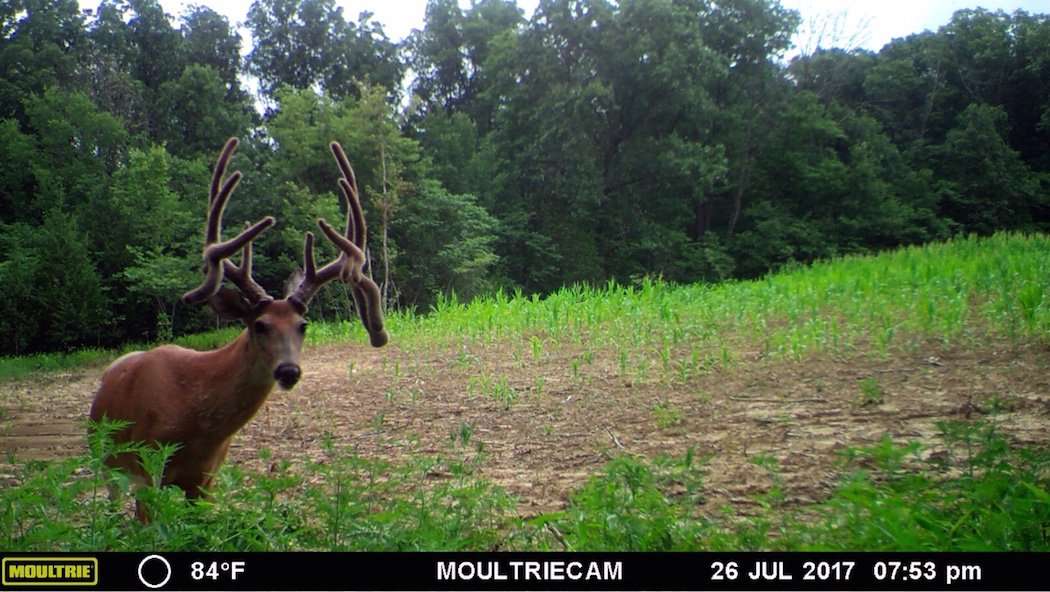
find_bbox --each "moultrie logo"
[2,557,99,587]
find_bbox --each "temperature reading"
[190,561,245,581]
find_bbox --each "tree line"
[1,0,1047,354]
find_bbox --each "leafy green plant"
[801,422,1050,551]
[541,456,703,551]
[858,377,884,406]
[652,401,683,429]
[1,417,1048,551]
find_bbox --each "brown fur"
[89,138,386,522]
[90,301,306,520]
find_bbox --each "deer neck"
[196,330,276,435]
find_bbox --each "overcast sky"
[78,0,1048,55]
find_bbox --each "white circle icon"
[138,555,172,589]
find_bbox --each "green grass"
[387,232,1050,358]
[1,419,516,551]
[3,232,1049,381]
[0,328,243,382]
[2,417,1047,551]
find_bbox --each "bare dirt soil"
[2,338,1048,516]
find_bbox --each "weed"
[1,417,1048,551]
[652,401,683,429]
[454,347,476,369]
[370,412,385,430]
[540,456,705,551]
[858,377,884,406]
[532,376,545,397]
[530,336,543,360]
[453,422,474,446]
[805,422,1050,550]
[468,373,517,408]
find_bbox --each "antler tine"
[288,142,364,306]
[339,178,366,250]
[351,277,388,347]
[330,142,357,198]
[206,171,244,244]
[210,137,238,205]
[183,137,276,306]
[288,221,365,306]
[222,239,273,304]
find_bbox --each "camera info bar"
[0,552,1044,591]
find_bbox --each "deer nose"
[274,364,301,388]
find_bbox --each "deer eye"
[253,320,269,334]
[298,321,309,335]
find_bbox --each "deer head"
[181,137,387,389]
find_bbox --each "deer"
[89,137,387,521]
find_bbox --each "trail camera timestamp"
[709,558,984,586]
[872,560,982,585]
[710,560,855,583]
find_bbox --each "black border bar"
[0,552,1046,591]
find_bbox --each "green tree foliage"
[246,0,402,101]
[2,0,1049,354]
[0,211,107,352]
[407,0,523,128]
[0,119,35,221]
[155,64,252,157]
[791,8,1050,236]
[0,0,86,120]
[124,0,183,92]
[82,1,148,133]
[395,180,499,306]
[933,103,1043,234]
[22,89,128,215]
[179,6,244,94]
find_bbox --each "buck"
[90,138,387,521]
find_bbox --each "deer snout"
[274,363,301,389]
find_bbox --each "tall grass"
[398,233,1049,355]
[2,232,1047,381]
[0,327,243,382]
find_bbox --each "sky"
[77,0,1048,56]
[783,0,1047,54]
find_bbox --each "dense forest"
[1,0,1048,355]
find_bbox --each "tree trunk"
[694,200,709,240]
[728,85,761,238]
[381,211,390,305]
[379,141,391,306]
[730,161,747,238]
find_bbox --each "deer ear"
[288,296,307,316]
[207,287,254,321]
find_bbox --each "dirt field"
[2,338,1048,516]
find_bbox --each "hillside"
[1,233,1048,550]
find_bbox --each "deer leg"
[178,439,232,501]
[104,451,153,522]
[134,499,152,524]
